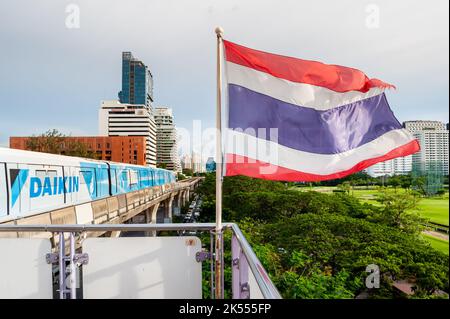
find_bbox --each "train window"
[111,168,117,193]
[130,170,138,185]
[80,171,92,185]
[47,170,57,185]
[47,170,57,178]
[34,169,58,187]
[36,170,46,178]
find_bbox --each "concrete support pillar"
[164,196,174,223]
[145,203,160,237]
[109,230,121,238]
[181,190,187,206]
[173,193,181,216]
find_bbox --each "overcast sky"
[0,0,448,156]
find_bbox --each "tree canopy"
[197,173,449,299]
[26,129,98,159]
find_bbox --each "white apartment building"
[412,130,449,175]
[367,120,449,177]
[154,107,181,172]
[366,156,412,177]
[405,121,448,175]
[191,152,203,173]
[98,100,157,167]
[403,120,447,132]
[181,154,193,170]
[181,152,203,173]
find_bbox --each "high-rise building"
[404,121,448,176]
[366,120,449,177]
[412,130,449,175]
[180,152,203,173]
[366,156,412,177]
[10,136,147,165]
[118,52,153,107]
[98,52,157,166]
[181,154,193,170]
[154,107,181,172]
[403,120,447,132]
[191,152,203,173]
[99,100,157,167]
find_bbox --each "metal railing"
[0,223,282,299]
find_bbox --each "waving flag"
[223,40,420,181]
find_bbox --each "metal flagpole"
[214,26,224,299]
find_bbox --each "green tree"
[372,189,424,234]
[197,174,449,298]
[400,174,413,191]
[26,129,97,159]
[388,176,401,192]
[182,168,193,176]
[64,140,98,159]
[263,213,448,297]
[337,181,352,195]
[26,129,65,154]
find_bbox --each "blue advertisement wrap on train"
[0,148,176,220]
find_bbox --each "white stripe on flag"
[226,62,386,110]
[225,128,415,175]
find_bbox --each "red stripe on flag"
[225,139,420,182]
[223,40,395,93]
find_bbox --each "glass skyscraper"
[118,52,153,106]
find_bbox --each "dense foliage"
[303,171,449,197]
[197,174,449,299]
[26,129,98,159]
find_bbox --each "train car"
[0,147,176,222]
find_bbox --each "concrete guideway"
[0,177,203,242]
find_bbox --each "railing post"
[69,232,77,299]
[239,251,250,299]
[231,234,239,299]
[231,234,249,299]
[58,232,66,299]
[210,230,215,299]
[210,228,225,299]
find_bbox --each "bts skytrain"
[0,148,176,221]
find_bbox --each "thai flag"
[223,40,420,181]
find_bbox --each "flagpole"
[214,26,224,299]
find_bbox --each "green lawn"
[352,189,384,206]
[293,186,449,226]
[422,234,449,255]
[352,190,449,226]
[417,197,449,226]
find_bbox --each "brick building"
[9,136,147,165]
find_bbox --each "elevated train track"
[0,177,202,241]
[0,147,203,241]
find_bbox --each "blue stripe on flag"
[228,84,402,154]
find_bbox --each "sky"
[0,0,448,157]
